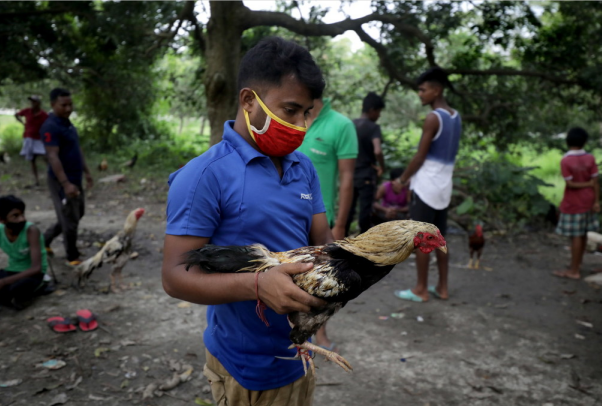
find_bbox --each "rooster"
[468,224,485,269]
[183,220,447,375]
[75,208,145,292]
[123,153,138,169]
[98,157,108,171]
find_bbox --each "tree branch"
[447,68,579,86]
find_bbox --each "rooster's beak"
[438,245,448,254]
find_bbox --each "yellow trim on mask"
[252,91,307,132]
[243,109,259,143]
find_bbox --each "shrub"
[0,123,23,154]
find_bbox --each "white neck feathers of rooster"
[123,214,139,235]
[337,226,416,266]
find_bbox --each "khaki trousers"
[203,350,315,406]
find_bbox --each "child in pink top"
[553,127,599,279]
[373,168,410,223]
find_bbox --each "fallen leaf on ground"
[53,289,67,297]
[195,398,214,406]
[121,379,130,388]
[560,354,576,359]
[89,394,110,401]
[574,334,585,340]
[177,302,191,308]
[66,376,82,390]
[49,393,68,405]
[130,252,139,259]
[576,320,593,328]
[0,379,22,387]
[94,347,110,357]
[159,372,181,391]
[36,360,66,370]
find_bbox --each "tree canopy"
[1,1,600,149]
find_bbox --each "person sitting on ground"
[372,167,410,224]
[14,95,48,187]
[0,195,48,310]
[553,127,599,280]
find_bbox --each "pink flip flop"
[76,309,98,332]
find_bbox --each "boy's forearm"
[594,178,600,203]
[0,267,41,286]
[163,266,256,305]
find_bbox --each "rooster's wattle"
[183,220,447,374]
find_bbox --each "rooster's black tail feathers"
[182,244,268,273]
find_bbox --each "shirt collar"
[49,113,71,126]
[313,98,331,124]
[222,121,300,166]
[564,149,586,156]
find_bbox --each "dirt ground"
[0,162,601,406]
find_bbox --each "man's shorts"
[203,349,315,406]
[410,192,448,236]
[555,211,599,237]
[20,138,46,161]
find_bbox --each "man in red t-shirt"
[553,127,600,279]
[15,95,49,187]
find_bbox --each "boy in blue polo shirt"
[162,37,330,405]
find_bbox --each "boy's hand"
[258,263,326,314]
[593,202,600,213]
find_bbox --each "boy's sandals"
[76,309,98,331]
[47,317,77,333]
[394,289,424,302]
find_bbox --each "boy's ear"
[240,88,256,113]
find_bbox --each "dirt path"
[0,163,601,406]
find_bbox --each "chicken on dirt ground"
[184,220,447,375]
[468,224,485,269]
[75,208,144,292]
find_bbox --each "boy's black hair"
[566,127,588,148]
[0,195,25,220]
[50,88,71,103]
[389,167,404,180]
[362,92,385,113]
[417,67,451,88]
[238,37,325,99]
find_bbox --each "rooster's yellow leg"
[109,274,120,293]
[468,258,474,269]
[474,259,480,269]
[289,342,353,373]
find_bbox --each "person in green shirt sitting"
[0,195,48,310]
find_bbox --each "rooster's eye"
[427,235,433,240]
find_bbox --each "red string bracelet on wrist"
[255,272,270,327]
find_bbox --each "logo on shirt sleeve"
[44,132,52,143]
[300,193,313,200]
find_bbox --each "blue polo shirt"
[39,113,84,185]
[166,121,325,391]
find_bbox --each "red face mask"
[244,91,307,157]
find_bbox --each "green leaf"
[456,197,474,215]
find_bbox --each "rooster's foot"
[289,342,353,373]
[474,259,480,269]
[467,259,474,269]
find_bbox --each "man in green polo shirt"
[298,97,358,351]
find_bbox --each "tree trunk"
[200,115,206,138]
[204,1,245,145]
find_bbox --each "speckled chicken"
[184,220,447,374]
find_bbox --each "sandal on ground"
[47,316,77,333]
[76,309,98,331]
[394,289,424,302]
[428,286,442,299]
